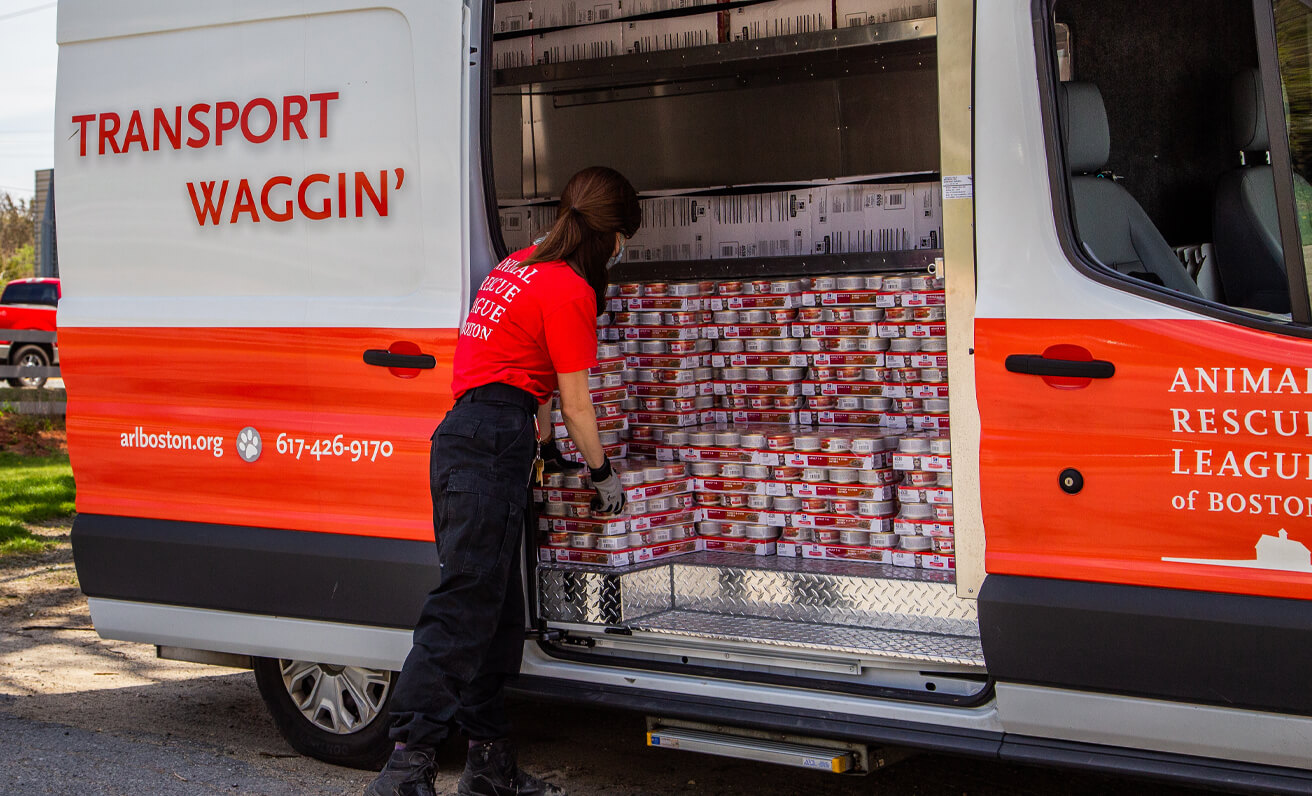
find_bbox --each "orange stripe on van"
[59,327,457,541]
[976,317,1312,601]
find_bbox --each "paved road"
[0,535,1232,796]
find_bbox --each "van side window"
[1046,0,1312,326]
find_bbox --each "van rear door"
[58,0,467,636]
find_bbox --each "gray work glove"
[589,458,626,516]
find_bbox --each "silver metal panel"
[671,560,977,636]
[537,567,627,625]
[632,610,984,667]
[621,563,674,622]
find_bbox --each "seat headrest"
[1232,68,1269,152]
[1060,82,1110,175]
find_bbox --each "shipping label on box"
[812,184,917,254]
[912,180,943,249]
[756,190,814,257]
[534,0,621,27]
[625,196,711,263]
[623,11,719,54]
[618,0,716,17]
[726,0,832,41]
[494,0,534,33]
[535,22,624,64]
[834,0,936,27]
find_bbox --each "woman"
[365,166,641,796]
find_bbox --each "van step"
[630,609,984,667]
[647,725,858,773]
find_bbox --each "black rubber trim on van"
[1029,0,1312,339]
[979,574,1312,717]
[72,514,438,629]
[1002,734,1312,796]
[510,674,1312,794]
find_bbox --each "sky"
[0,1,57,200]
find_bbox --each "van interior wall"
[493,65,939,198]
[1055,0,1258,246]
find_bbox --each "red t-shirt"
[451,247,599,403]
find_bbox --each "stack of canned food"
[536,460,703,567]
[536,270,955,570]
[555,341,631,463]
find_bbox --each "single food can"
[937,472,954,487]
[773,496,803,512]
[868,532,899,547]
[641,397,665,411]
[800,338,823,352]
[815,529,843,545]
[769,309,796,323]
[618,283,643,297]
[849,436,879,454]
[620,341,641,354]
[859,469,896,485]
[698,521,723,537]
[624,499,649,516]
[776,396,803,410]
[807,395,836,410]
[772,467,802,481]
[772,279,802,294]
[828,469,859,484]
[794,435,822,451]
[905,471,939,487]
[747,494,773,510]
[928,436,952,455]
[934,504,954,521]
[859,337,890,352]
[852,307,882,323]
[882,276,912,291]
[598,430,620,445]
[861,396,892,412]
[666,311,699,325]
[547,531,571,547]
[750,279,772,295]
[884,306,914,322]
[749,396,774,410]
[664,463,688,479]
[670,339,701,354]
[741,309,769,324]
[836,396,862,411]
[543,472,565,488]
[782,526,814,542]
[665,431,689,446]
[740,434,767,451]
[859,500,897,517]
[723,494,748,508]
[831,307,855,323]
[913,306,946,322]
[831,499,859,515]
[746,524,778,540]
[900,535,933,552]
[821,436,852,453]
[924,398,950,414]
[812,276,836,291]
[889,337,921,353]
[899,503,934,520]
[713,310,739,325]
[723,523,748,539]
[720,462,745,478]
[688,431,716,447]
[798,307,824,322]
[896,398,923,413]
[690,462,719,477]
[647,497,673,513]
[744,339,773,353]
[563,473,586,489]
[719,281,743,296]
[720,367,747,381]
[920,367,947,383]
[695,491,720,506]
[743,366,771,381]
[543,501,566,517]
[767,435,796,451]
[644,465,667,483]
[812,366,835,381]
[595,535,628,551]
[839,529,870,546]
[864,275,885,290]
[568,503,592,519]
[570,532,597,548]
[835,275,865,290]
[920,337,948,353]
[644,282,669,296]
[669,281,701,297]
[743,464,771,479]
[772,367,806,381]
[837,367,863,382]
[801,468,829,483]
[802,497,830,512]
[772,337,801,352]
[714,431,741,447]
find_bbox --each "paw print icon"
[237,427,262,463]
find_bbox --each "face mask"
[606,239,626,270]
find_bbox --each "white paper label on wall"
[942,175,974,200]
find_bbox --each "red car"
[0,277,60,388]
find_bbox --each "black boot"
[363,745,438,796]
[457,739,565,796]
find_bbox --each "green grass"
[0,451,75,555]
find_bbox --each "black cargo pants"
[388,383,539,748]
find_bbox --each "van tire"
[7,344,50,388]
[252,656,395,770]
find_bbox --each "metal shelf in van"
[609,248,941,283]
[493,17,937,94]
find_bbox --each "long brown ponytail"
[522,166,642,312]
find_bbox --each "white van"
[56,0,1312,789]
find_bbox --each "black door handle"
[364,349,437,369]
[1005,354,1115,379]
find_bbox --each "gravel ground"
[0,522,1231,796]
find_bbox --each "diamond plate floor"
[631,609,985,668]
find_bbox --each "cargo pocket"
[436,469,524,577]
